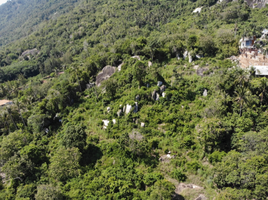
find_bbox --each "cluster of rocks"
[176,183,203,192]
[181,51,203,63]
[97,58,152,87]
[159,151,176,162]
[196,67,209,76]
[152,81,166,101]
[102,80,168,128]
[100,58,165,129]
[103,102,145,129]
[173,183,207,200]
[102,119,117,129]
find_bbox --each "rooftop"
[0,100,13,107]
[262,29,268,34]
[239,37,255,43]
[254,66,268,75]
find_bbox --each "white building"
[253,66,268,76]
[239,36,255,49]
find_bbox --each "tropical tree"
[234,86,252,117]
[15,100,27,127]
[61,123,87,151]
[49,147,81,182]
[258,77,268,104]
[133,60,147,88]
[6,107,18,130]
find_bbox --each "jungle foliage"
[1,0,268,199]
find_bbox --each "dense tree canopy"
[0,0,268,199]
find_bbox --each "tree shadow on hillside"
[172,193,185,200]
[80,144,103,167]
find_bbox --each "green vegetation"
[1,0,268,199]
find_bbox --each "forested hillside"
[0,0,81,46]
[1,0,268,199]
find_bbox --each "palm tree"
[234,86,252,117]
[6,107,18,130]
[234,70,249,87]
[71,64,82,92]
[0,111,10,134]
[54,68,59,77]
[258,77,268,105]
[15,100,27,127]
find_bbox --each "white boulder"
[126,104,132,114]
[118,63,123,71]
[183,51,188,59]
[203,89,208,97]
[131,55,141,60]
[102,120,109,129]
[193,7,202,13]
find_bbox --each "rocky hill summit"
[245,0,268,8]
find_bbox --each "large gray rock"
[243,0,268,8]
[96,65,116,86]
[194,194,207,200]
[175,183,203,194]
[156,93,160,101]
[117,109,122,117]
[193,7,202,13]
[152,90,157,100]
[21,48,39,57]
[157,81,163,87]
[134,102,138,113]
[160,85,166,93]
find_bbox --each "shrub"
[144,172,164,186]
[171,169,187,182]
[187,160,201,172]
[208,151,226,164]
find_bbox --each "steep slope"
[1,0,268,199]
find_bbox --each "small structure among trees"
[0,99,13,107]
[239,36,256,49]
[239,30,268,73]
